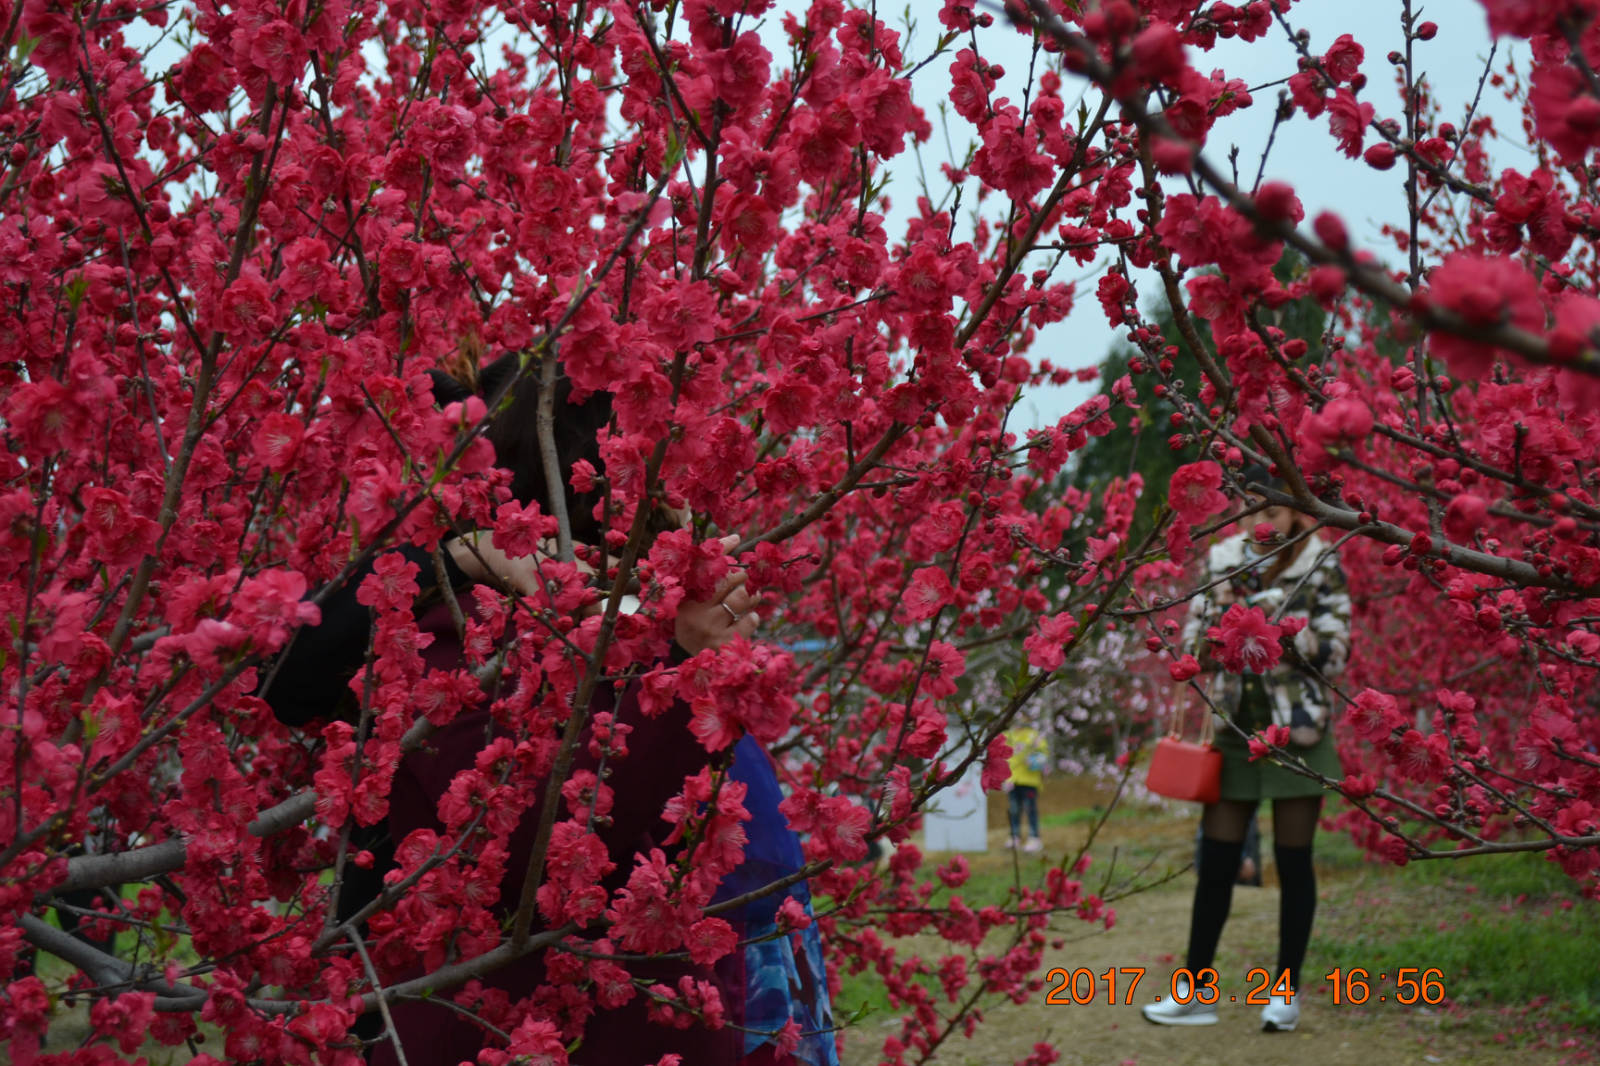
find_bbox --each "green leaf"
[842,999,878,1026]
[663,125,685,173]
[64,273,88,311]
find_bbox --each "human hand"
[673,534,761,656]
[446,531,595,601]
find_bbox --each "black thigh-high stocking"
[1184,800,1256,975]
[1271,795,1323,989]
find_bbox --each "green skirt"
[1214,675,1341,802]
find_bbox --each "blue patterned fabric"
[713,736,840,1066]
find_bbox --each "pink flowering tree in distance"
[3,0,1600,1062]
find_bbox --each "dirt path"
[840,783,1582,1066]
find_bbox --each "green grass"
[1315,835,1600,1041]
[834,964,900,1027]
[1038,806,1106,829]
[1315,825,1580,894]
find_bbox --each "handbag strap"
[1172,684,1218,746]
[1198,697,1216,746]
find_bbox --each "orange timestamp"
[1323,967,1447,1005]
[1043,966,1295,1005]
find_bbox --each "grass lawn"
[1314,825,1600,1050]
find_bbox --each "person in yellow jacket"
[1003,726,1049,853]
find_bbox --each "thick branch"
[58,716,436,893]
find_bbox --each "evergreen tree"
[1067,251,1329,549]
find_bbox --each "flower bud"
[1313,211,1349,251]
[1364,143,1398,169]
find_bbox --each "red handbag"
[1146,700,1222,804]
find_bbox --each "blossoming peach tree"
[3,0,1599,1062]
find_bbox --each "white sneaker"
[1141,977,1218,1026]
[1023,837,1044,853]
[1005,836,1019,849]
[1260,989,1299,1032]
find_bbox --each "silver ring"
[721,602,740,623]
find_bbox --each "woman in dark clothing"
[262,356,836,1066]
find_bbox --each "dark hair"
[1240,462,1287,495]
[429,354,612,546]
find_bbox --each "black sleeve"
[260,543,470,728]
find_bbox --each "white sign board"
[922,747,989,853]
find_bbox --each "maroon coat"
[366,603,749,1066]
